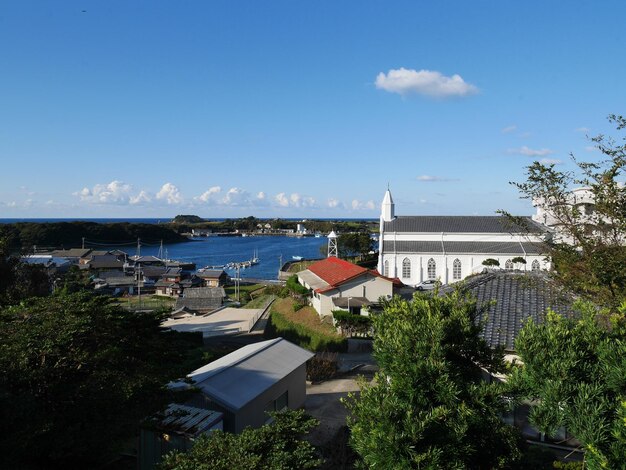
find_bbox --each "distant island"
[0,221,188,251]
[0,215,378,252]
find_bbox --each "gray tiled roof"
[444,272,575,351]
[383,240,545,255]
[183,287,226,299]
[383,216,542,233]
[175,297,223,312]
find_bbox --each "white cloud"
[221,187,252,206]
[539,158,562,165]
[416,175,459,182]
[576,127,590,133]
[156,183,183,205]
[196,186,222,203]
[508,146,554,157]
[275,192,289,207]
[327,198,343,209]
[130,190,151,205]
[74,180,134,204]
[274,192,316,208]
[375,68,479,98]
[501,125,517,134]
[351,199,376,211]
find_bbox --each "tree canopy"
[508,114,626,309]
[511,301,626,469]
[159,409,321,470]
[345,291,523,469]
[0,291,201,468]
[337,232,374,260]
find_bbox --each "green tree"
[0,238,50,307]
[507,114,626,309]
[482,258,500,267]
[510,301,626,469]
[0,291,201,468]
[159,409,321,470]
[345,292,522,469]
[337,232,373,260]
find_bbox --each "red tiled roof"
[307,257,369,291]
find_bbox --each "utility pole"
[136,238,141,258]
[137,262,142,308]
[82,237,85,249]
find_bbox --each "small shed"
[175,287,226,313]
[178,338,314,433]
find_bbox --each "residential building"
[297,256,396,317]
[174,286,226,313]
[197,269,230,287]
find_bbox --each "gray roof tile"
[383,216,542,233]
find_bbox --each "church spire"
[381,188,395,222]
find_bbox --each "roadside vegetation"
[265,297,347,352]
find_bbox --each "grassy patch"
[245,294,273,309]
[265,298,347,352]
[286,260,315,273]
[114,295,175,311]
[224,283,265,296]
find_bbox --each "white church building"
[377,189,550,286]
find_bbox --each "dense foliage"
[345,292,523,469]
[0,220,187,250]
[0,239,50,307]
[508,114,626,309]
[332,310,372,337]
[0,292,202,468]
[286,274,310,296]
[337,232,374,260]
[159,409,321,470]
[511,301,626,469]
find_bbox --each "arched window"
[427,258,436,279]
[453,259,462,280]
[402,258,411,278]
[384,260,389,277]
[531,260,541,272]
[505,259,513,270]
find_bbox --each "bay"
[127,236,328,280]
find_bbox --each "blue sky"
[1,1,625,218]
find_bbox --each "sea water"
[133,236,328,280]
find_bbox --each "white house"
[298,256,396,317]
[377,189,550,286]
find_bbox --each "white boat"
[292,255,303,261]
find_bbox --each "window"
[531,260,541,272]
[383,260,389,277]
[505,259,513,270]
[402,258,411,278]
[427,258,436,279]
[453,259,462,280]
[264,391,289,423]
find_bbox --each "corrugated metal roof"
[383,216,541,233]
[155,403,223,437]
[188,338,314,411]
[383,240,545,255]
[183,287,226,299]
[298,269,329,291]
[306,257,368,289]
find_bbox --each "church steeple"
[381,187,395,222]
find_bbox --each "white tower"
[378,188,395,274]
[327,230,338,258]
[381,188,395,222]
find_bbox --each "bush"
[306,352,338,382]
[482,258,500,267]
[293,302,304,312]
[286,275,309,296]
[333,310,372,337]
[265,309,347,352]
